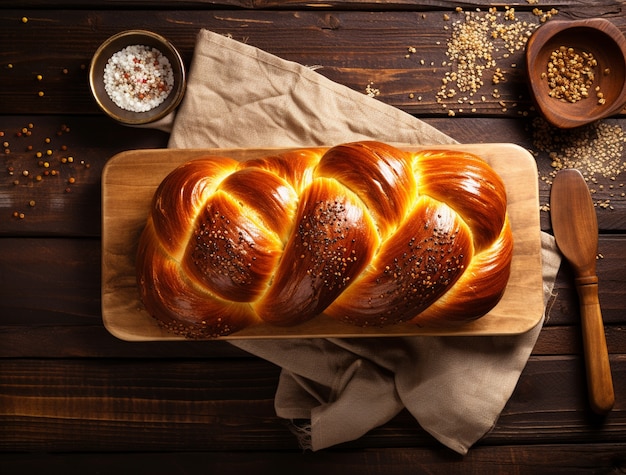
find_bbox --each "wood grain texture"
[2,234,621,333]
[552,169,615,414]
[0,9,624,117]
[2,116,624,238]
[0,356,624,452]
[8,0,624,8]
[1,0,625,468]
[1,446,626,475]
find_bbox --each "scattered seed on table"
[432,6,558,114]
[532,117,625,210]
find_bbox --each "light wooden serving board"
[102,144,544,341]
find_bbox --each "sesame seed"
[532,117,625,210]
[433,6,557,114]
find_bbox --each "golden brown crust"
[181,190,283,302]
[150,157,238,258]
[316,142,416,239]
[414,150,508,252]
[242,149,323,195]
[325,196,473,326]
[408,217,514,326]
[136,141,513,337]
[253,177,380,325]
[137,219,260,338]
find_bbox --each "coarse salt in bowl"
[89,30,186,125]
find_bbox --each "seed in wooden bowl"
[545,46,603,103]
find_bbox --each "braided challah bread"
[136,141,513,338]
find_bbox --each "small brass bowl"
[526,19,626,129]
[89,30,186,125]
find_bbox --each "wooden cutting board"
[101,143,544,341]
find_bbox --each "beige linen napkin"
[165,29,561,454]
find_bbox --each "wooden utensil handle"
[575,276,615,415]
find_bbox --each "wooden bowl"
[526,19,626,129]
[89,30,186,126]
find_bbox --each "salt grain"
[103,44,174,112]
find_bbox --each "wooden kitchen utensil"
[550,168,615,415]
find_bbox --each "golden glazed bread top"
[136,141,513,338]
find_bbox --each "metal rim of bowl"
[89,30,186,125]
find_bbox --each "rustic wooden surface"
[1,1,625,473]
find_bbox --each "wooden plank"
[0,116,169,237]
[0,325,250,358]
[1,234,624,329]
[7,0,625,10]
[1,322,625,358]
[1,443,626,475]
[0,9,624,116]
[1,1,624,468]
[547,235,626,326]
[0,356,624,451]
[2,116,625,238]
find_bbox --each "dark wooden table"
[1,1,625,473]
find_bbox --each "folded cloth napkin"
[164,29,561,454]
